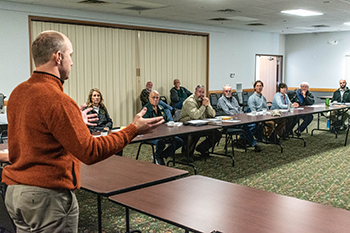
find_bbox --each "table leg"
[98,194,102,233]
[126,207,130,233]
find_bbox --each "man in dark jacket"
[330,79,350,129]
[332,79,350,103]
[289,82,315,136]
[143,90,183,165]
[170,79,192,109]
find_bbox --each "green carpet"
[77,115,350,232]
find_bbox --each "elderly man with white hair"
[289,82,315,136]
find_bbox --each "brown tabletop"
[80,155,188,195]
[131,123,222,143]
[110,175,350,233]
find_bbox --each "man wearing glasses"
[143,90,183,165]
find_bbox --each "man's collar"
[34,71,64,84]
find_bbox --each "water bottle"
[327,120,330,128]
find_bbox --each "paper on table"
[294,108,304,110]
[223,120,241,123]
[247,112,272,116]
[306,105,324,108]
[166,122,183,127]
[279,109,289,112]
[187,120,210,124]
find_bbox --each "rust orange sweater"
[2,72,138,190]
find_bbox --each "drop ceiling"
[5,0,350,34]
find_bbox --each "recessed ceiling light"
[344,22,350,26]
[281,9,323,16]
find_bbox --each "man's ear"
[54,51,62,64]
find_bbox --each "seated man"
[217,84,261,152]
[170,79,192,109]
[289,82,315,136]
[143,90,183,165]
[179,85,222,158]
[271,83,299,138]
[248,80,285,141]
[140,81,174,119]
[330,79,350,129]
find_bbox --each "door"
[255,55,283,102]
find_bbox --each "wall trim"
[208,88,254,95]
[209,87,336,96]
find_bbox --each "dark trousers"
[181,130,222,156]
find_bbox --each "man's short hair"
[195,85,205,92]
[253,80,264,88]
[223,84,231,90]
[300,82,309,87]
[32,30,67,67]
[278,83,288,92]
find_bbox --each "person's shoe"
[153,153,165,165]
[196,146,210,159]
[254,145,262,152]
[294,130,301,137]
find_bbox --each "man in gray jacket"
[179,85,221,158]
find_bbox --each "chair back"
[209,93,218,107]
[173,110,181,122]
[232,92,239,103]
[160,96,168,104]
[0,130,7,144]
[242,91,249,112]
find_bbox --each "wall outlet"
[230,73,235,78]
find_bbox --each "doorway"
[255,55,283,102]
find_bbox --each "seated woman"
[271,83,299,138]
[83,88,113,133]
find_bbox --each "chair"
[173,110,181,122]
[160,96,168,104]
[209,93,225,116]
[136,139,175,165]
[0,130,7,144]
[242,91,249,112]
[209,93,218,108]
[232,92,239,103]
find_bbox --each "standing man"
[179,85,222,158]
[248,80,285,141]
[2,30,163,232]
[143,90,183,165]
[289,82,315,136]
[170,79,192,109]
[217,85,261,152]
